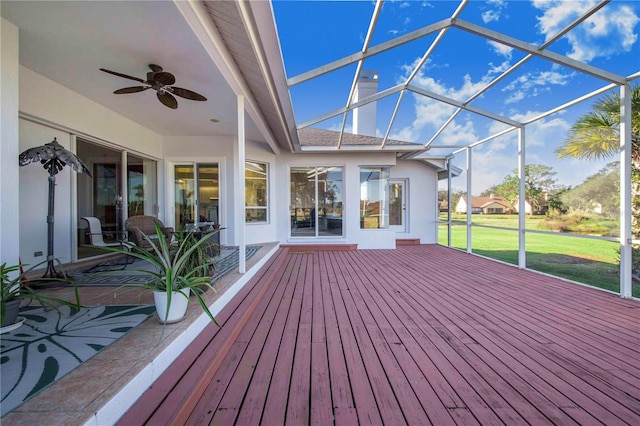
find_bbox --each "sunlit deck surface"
[119,245,640,425]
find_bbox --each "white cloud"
[392,53,523,145]
[482,10,501,24]
[482,0,507,24]
[533,1,639,62]
[328,122,353,134]
[488,41,513,59]
[502,69,573,104]
[444,110,579,193]
[505,91,525,105]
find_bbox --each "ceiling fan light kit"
[100,64,207,109]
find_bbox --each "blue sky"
[272,0,640,194]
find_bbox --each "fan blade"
[157,92,178,109]
[170,87,207,101]
[154,72,176,86]
[148,64,163,73]
[114,86,149,94]
[100,68,145,83]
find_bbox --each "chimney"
[353,71,378,137]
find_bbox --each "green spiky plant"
[1,261,81,326]
[95,222,220,326]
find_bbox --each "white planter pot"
[153,288,190,324]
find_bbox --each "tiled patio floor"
[1,243,278,425]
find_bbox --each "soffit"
[202,1,299,152]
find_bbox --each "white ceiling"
[1,0,264,140]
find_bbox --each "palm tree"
[556,85,640,238]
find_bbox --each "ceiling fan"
[99,64,207,109]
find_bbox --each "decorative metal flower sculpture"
[19,138,92,282]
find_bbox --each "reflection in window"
[246,161,268,223]
[360,167,390,229]
[127,153,157,218]
[290,167,343,237]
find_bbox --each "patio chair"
[81,216,130,270]
[82,216,126,248]
[125,215,173,251]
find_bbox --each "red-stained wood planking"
[116,247,290,425]
[406,249,640,414]
[354,250,598,424]
[376,247,640,424]
[204,254,298,425]
[317,251,359,425]
[284,254,314,425]
[232,256,302,425]
[337,250,522,426]
[259,253,307,424]
[310,253,334,425]
[324,252,384,425]
[118,245,640,426]
[336,251,454,425]
[188,253,300,425]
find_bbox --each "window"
[76,139,157,258]
[246,161,268,223]
[290,167,343,237]
[175,163,219,228]
[127,153,157,218]
[360,167,390,229]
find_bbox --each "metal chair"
[81,216,130,270]
[82,217,124,248]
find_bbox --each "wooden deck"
[119,245,640,425]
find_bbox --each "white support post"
[466,147,472,254]
[237,95,246,274]
[447,158,452,247]
[518,126,526,269]
[620,83,632,298]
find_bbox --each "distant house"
[455,195,513,214]
[513,197,534,214]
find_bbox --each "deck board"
[120,245,640,425]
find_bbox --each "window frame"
[245,160,269,224]
[359,166,391,230]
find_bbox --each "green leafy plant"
[1,261,81,326]
[97,222,220,326]
[172,229,219,279]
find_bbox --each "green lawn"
[437,216,636,297]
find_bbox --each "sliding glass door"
[127,153,158,218]
[174,163,219,230]
[290,166,343,238]
[76,139,157,258]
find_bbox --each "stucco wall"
[17,66,165,267]
[391,159,439,244]
[1,18,20,267]
[163,137,277,247]
[273,151,438,249]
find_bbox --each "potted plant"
[98,223,220,325]
[1,261,81,329]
